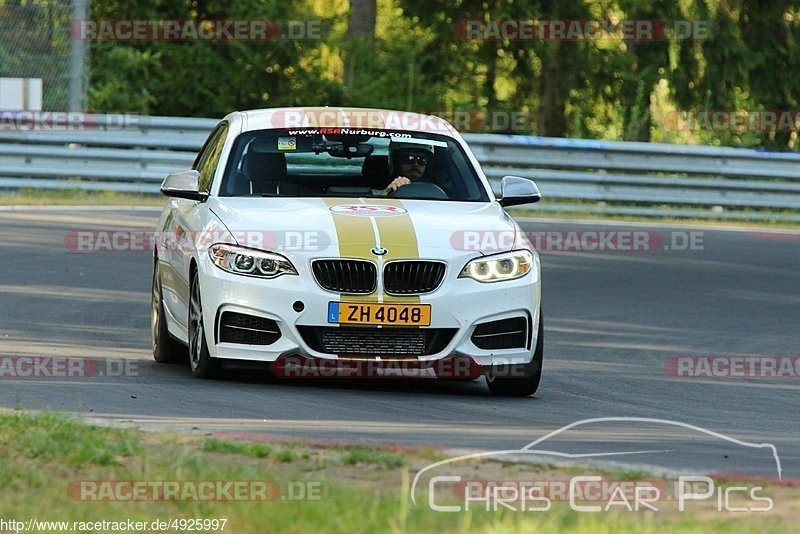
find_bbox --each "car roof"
[234,107,460,138]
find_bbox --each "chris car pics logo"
[411,417,780,514]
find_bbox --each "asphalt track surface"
[0,207,798,479]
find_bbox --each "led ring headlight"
[208,244,297,279]
[459,250,532,283]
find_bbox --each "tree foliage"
[80,0,800,149]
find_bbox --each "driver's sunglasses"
[400,154,429,166]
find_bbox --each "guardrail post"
[68,0,89,111]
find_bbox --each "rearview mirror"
[160,170,208,201]
[326,143,374,159]
[500,176,541,207]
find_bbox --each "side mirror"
[500,176,541,207]
[160,170,208,201]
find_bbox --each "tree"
[347,0,376,39]
[343,0,376,93]
[670,0,800,149]
[88,0,343,116]
[77,0,800,150]
[614,0,681,141]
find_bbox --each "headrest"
[243,151,287,182]
[362,155,389,178]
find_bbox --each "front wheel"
[486,312,543,397]
[152,260,188,364]
[188,269,220,379]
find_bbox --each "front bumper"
[198,253,541,367]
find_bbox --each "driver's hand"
[381,176,411,195]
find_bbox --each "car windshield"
[218,128,490,202]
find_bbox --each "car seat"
[242,151,286,195]
[362,155,389,189]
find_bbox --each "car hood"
[207,197,522,259]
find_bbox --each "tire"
[486,312,543,397]
[152,260,188,363]
[188,268,221,379]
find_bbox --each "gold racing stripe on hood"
[323,198,378,303]
[323,198,424,307]
[373,199,421,304]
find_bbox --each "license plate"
[327,302,431,326]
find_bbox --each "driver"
[380,142,435,195]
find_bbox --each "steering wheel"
[389,181,448,200]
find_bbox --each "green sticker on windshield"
[277,136,297,151]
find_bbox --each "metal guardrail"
[1,114,800,221]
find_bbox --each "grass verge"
[0,411,796,533]
[0,189,163,206]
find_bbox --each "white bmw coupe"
[152,107,543,396]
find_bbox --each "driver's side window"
[194,122,229,193]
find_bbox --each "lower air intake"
[471,317,528,350]
[219,312,281,345]
[297,326,456,357]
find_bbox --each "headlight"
[208,244,297,279]
[459,250,533,283]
